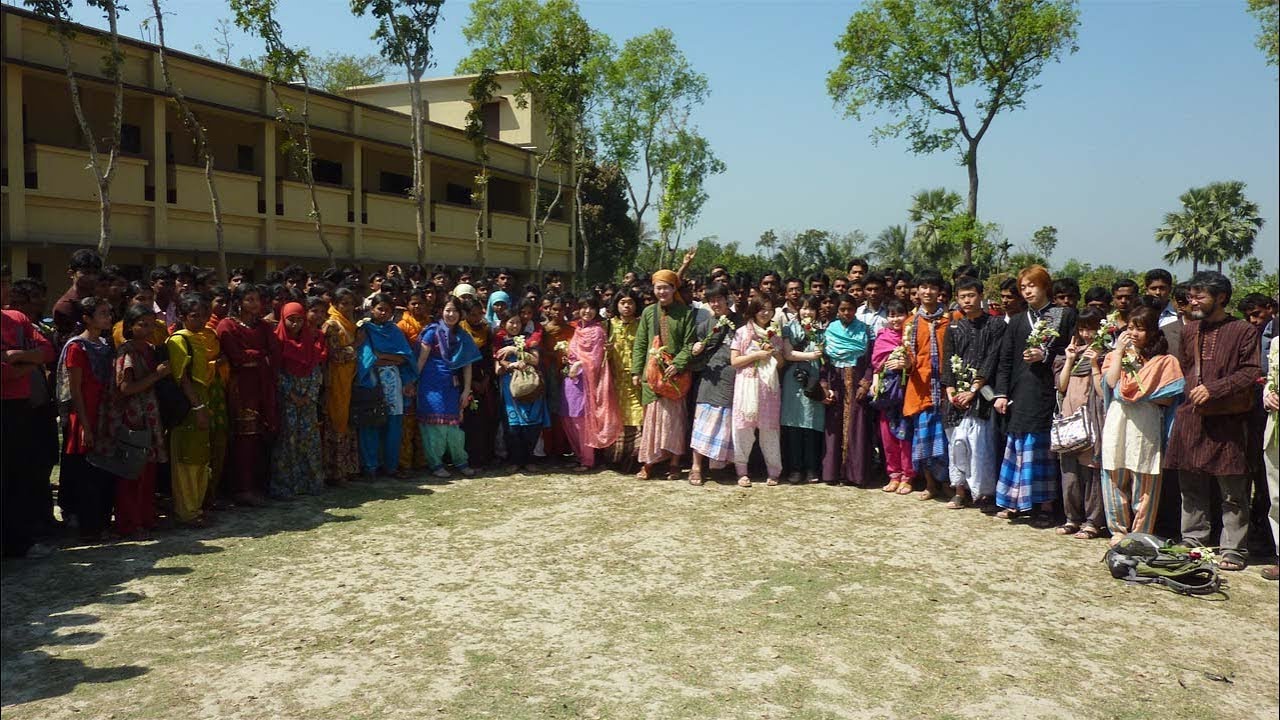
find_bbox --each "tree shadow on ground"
[0,476,447,708]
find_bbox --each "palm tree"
[1155,181,1264,273]
[869,224,910,266]
[908,188,962,268]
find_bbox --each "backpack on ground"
[1103,533,1224,597]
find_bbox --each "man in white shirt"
[1144,268,1180,328]
[775,277,804,326]
[856,272,889,335]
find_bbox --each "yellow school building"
[1,4,574,285]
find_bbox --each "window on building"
[312,158,343,185]
[488,176,521,214]
[236,145,255,173]
[445,182,472,206]
[379,171,412,195]
[483,101,501,140]
[164,132,174,162]
[120,124,143,155]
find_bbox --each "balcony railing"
[25,143,148,204]
[171,165,260,216]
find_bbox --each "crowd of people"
[2,249,1277,581]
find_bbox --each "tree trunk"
[576,173,587,283]
[151,0,226,279]
[965,140,979,266]
[276,73,335,268]
[409,75,428,266]
[98,187,113,258]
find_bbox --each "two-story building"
[1,4,574,286]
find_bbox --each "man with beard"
[1164,271,1262,573]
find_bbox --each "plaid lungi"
[996,431,1060,512]
[690,403,734,462]
[910,408,949,476]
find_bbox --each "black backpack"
[1103,533,1224,597]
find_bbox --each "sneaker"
[432,468,452,479]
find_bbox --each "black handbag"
[87,427,152,480]
[350,370,388,428]
[154,335,193,430]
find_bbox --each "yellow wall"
[1,6,572,280]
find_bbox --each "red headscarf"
[275,302,326,377]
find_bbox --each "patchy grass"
[2,471,1277,719]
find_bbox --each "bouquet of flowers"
[1120,346,1146,393]
[874,345,907,401]
[757,322,781,353]
[1091,311,1124,352]
[1026,317,1060,350]
[949,354,977,389]
[799,317,825,364]
[701,314,733,343]
[468,396,480,412]
[553,339,574,377]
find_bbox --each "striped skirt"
[690,403,734,462]
[996,431,1059,512]
[910,408,949,475]
[638,396,688,464]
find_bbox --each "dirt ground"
[2,470,1277,720]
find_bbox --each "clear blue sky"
[48,0,1280,274]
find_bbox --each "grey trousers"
[1060,455,1106,529]
[1180,471,1250,558]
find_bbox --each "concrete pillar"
[151,97,168,250]
[262,121,276,257]
[351,140,363,261]
[5,65,27,244]
[8,246,29,280]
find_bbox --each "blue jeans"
[358,415,403,473]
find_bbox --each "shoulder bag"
[645,308,692,400]
[155,335,193,430]
[350,367,389,428]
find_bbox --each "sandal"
[946,495,970,510]
[635,464,652,481]
[995,509,1020,520]
[765,478,779,486]
[1055,523,1080,536]
[896,482,914,496]
[688,468,703,486]
[737,476,752,488]
[665,467,682,482]
[1073,525,1101,540]
[882,480,900,493]
[1219,557,1247,572]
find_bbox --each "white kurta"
[1100,399,1162,475]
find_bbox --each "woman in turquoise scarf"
[417,296,483,478]
[485,290,511,329]
[356,294,417,478]
[821,295,875,486]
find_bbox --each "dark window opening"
[120,124,143,155]
[445,182,472,206]
[379,171,412,195]
[236,145,255,173]
[312,158,343,185]
[483,102,501,140]
[164,132,174,162]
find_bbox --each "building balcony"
[364,191,417,234]
[171,164,260,217]
[542,219,570,249]
[25,142,148,205]
[432,201,479,242]
[489,211,529,245]
[276,179,351,226]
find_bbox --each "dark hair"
[1127,305,1169,358]
[305,295,329,312]
[1053,277,1080,298]
[127,280,151,299]
[848,277,865,289]
[1239,292,1275,314]
[101,264,123,283]
[1084,285,1112,306]
[320,267,344,285]
[577,292,602,311]
[702,282,730,302]
[68,248,104,273]
[78,295,111,321]
[1172,282,1190,305]
[862,272,885,288]
[835,293,858,309]
[915,270,944,290]
[847,258,869,273]
[149,266,175,283]
[1187,271,1233,304]
[209,284,230,301]
[368,292,395,309]
[121,303,156,339]
[440,295,465,319]
[264,271,285,285]
[951,264,978,282]
[784,277,803,289]
[806,273,830,288]
[954,277,984,295]
[999,277,1019,293]
[517,297,539,315]
[461,297,485,316]
[884,298,909,315]
[1074,307,1105,332]
[177,292,208,318]
[170,263,195,280]
[610,288,643,318]
[10,278,47,300]
[230,282,262,314]
[1111,278,1139,294]
[282,264,307,282]
[545,270,562,282]
[1143,268,1173,287]
[229,267,252,281]
[801,295,822,313]
[746,296,773,320]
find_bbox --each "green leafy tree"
[653,130,725,266]
[25,0,126,259]
[1056,258,1139,296]
[869,224,910,267]
[458,0,612,277]
[1248,0,1279,68]
[238,50,389,93]
[147,0,228,278]
[1154,181,1265,273]
[907,187,962,268]
[1229,257,1279,302]
[827,0,1080,263]
[231,0,337,266]
[600,28,718,240]
[352,0,444,266]
[1030,225,1058,262]
[577,160,638,284]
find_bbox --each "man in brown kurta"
[1164,272,1262,569]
